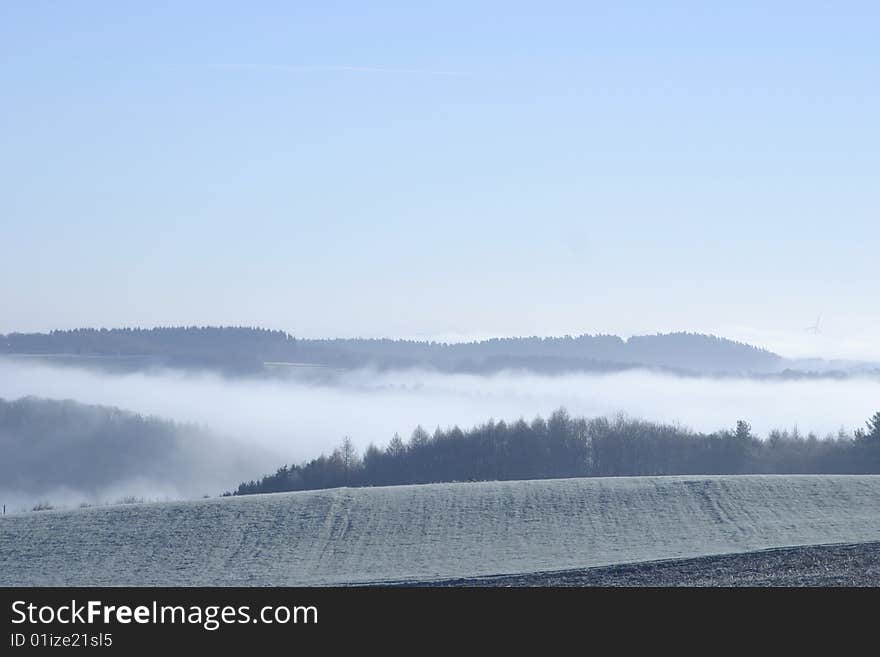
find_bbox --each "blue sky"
[2,2,878,357]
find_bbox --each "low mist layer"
[2,358,880,507]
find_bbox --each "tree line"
[232,409,880,495]
[2,326,781,375]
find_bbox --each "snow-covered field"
[3,474,880,586]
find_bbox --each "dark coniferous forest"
[3,396,880,502]
[234,409,880,496]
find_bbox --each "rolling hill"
[3,474,880,586]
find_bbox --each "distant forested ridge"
[0,326,782,375]
[0,397,190,493]
[0,396,249,500]
[0,327,291,372]
[234,409,880,496]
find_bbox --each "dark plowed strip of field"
[414,541,880,587]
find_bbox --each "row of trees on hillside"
[2,326,781,375]
[233,409,880,495]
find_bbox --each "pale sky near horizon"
[2,3,878,359]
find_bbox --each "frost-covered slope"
[3,475,880,585]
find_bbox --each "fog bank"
[3,360,879,459]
